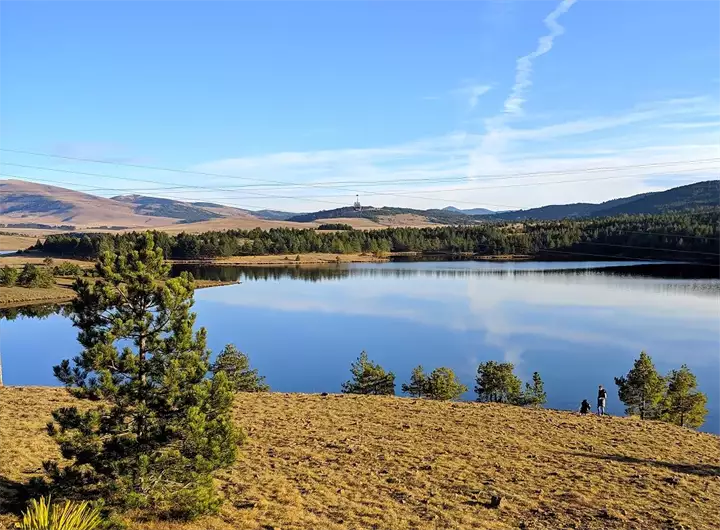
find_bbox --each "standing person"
[597,385,608,416]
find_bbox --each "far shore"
[0,278,236,310]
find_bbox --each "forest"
[33,210,720,264]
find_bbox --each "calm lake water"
[2,261,719,432]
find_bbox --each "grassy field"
[0,388,718,530]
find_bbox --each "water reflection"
[3,262,719,433]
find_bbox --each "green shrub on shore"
[402,365,467,400]
[211,344,269,392]
[341,351,395,395]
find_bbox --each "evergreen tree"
[661,365,707,428]
[211,344,269,392]
[45,234,240,519]
[519,371,547,407]
[614,351,666,420]
[401,365,427,397]
[341,351,395,395]
[402,366,467,400]
[474,361,522,403]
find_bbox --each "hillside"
[288,206,474,225]
[444,206,496,215]
[1,388,718,530]
[487,180,720,221]
[0,180,178,228]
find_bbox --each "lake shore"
[1,387,718,530]
[169,252,390,266]
[0,277,236,310]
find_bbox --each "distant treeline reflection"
[172,262,720,284]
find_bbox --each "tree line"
[32,209,720,263]
[338,352,707,429]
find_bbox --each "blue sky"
[1,1,718,212]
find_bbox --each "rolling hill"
[484,180,720,221]
[2,179,718,231]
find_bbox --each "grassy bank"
[169,252,388,265]
[0,277,235,309]
[1,387,718,530]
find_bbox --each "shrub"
[341,351,395,395]
[211,344,269,392]
[52,262,84,277]
[0,265,20,286]
[42,257,55,267]
[402,365,467,400]
[17,496,103,530]
[18,264,55,288]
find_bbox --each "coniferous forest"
[34,210,719,264]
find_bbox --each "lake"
[2,260,719,432]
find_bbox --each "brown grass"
[0,234,41,251]
[0,277,234,309]
[1,388,718,530]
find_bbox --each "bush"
[18,264,55,288]
[211,344,269,392]
[53,262,84,277]
[401,365,467,400]
[0,265,20,286]
[17,496,103,530]
[341,351,395,395]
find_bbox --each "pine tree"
[401,365,427,397]
[474,361,522,403]
[45,234,240,519]
[341,351,395,395]
[520,372,547,407]
[614,351,666,420]
[661,365,707,428]
[211,344,269,392]
[402,366,467,400]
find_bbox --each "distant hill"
[288,206,474,225]
[485,180,720,221]
[112,195,224,223]
[253,209,300,221]
[443,206,495,216]
[0,180,177,228]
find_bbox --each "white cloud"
[452,84,492,109]
[503,0,577,117]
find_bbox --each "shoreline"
[0,278,237,310]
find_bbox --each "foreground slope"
[1,388,718,530]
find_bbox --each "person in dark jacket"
[579,399,592,414]
[597,385,608,416]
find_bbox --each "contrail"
[503,0,578,117]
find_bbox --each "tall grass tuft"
[16,496,103,530]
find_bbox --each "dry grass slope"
[1,388,718,530]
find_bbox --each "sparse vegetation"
[341,351,395,395]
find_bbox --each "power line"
[2,160,717,210]
[1,147,718,194]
